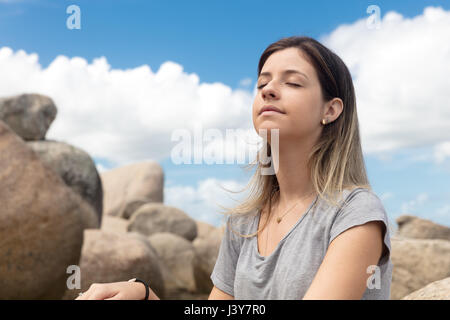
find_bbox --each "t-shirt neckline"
[253,194,319,260]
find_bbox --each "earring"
[322,119,327,125]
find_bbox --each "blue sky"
[2,0,449,88]
[1,0,449,228]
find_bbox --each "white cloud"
[1,6,450,171]
[394,193,450,226]
[0,48,255,167]
[95,163,107,173]
[321,6,450,156]
[164,178,249,227]
[239,77,253,87]
[400,192,429,214]
[379,192,394,201]
[435,204,450,219]
[433,141,450,163]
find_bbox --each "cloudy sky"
[1,0,449,228]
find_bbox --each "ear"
[323,98,344,123]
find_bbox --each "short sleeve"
[210,214,243,297]
[328,189,392,266]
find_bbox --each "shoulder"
[338,187,385,214]
[328,187,391,249]
[221,211,258,243]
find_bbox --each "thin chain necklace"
[275,200,302,223]
[264,193,318,256]
[275,191,316,223]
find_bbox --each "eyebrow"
[258,69,309,80]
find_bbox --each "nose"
[261,82,279,100]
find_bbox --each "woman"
[76,35,393,300]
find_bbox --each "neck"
[269,135,318,210]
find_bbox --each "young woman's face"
[252,47,325,142]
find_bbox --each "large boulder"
[390,236,450,300]
[127,203,197,241]
[402,277,450,300]
[101,161,164,219]
[395,215,450,241]
[192,220,224,293]
[195,220,220,239]
[100,216,128,235]
[147,232,197,297]
[0,93,57,141]
[27,139,103,224]
[63,229,166,300]
[0,120,97,299]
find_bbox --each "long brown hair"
[217,35,371,237]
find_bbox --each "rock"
[0,120,97,299]
[198,220,226,239]
[193,222,224,293]
[401,277,450,300]
[127,203,197,241]
[100,216,128,234]
[195,220,218,239]
[147,232,197,294]
[101,161,164,219]
[62,229,166,300]
[390,236,450,300]
[27,139,103,224]
[0,93,57,140]
[396,215,450,241]
[120,199,149,220]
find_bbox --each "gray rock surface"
[0,93,57,140]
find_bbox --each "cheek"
[251,101,257,124]
[252,100,258,116]
[252,99,262,124]
[286,91,321,128]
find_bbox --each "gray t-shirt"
[210,187,393,300]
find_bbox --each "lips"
[259,105,285,115]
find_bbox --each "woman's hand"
[75,281,152,300]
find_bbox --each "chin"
[255,125,281,139]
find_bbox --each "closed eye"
[257,83,301,90]
[257,84,266,90]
